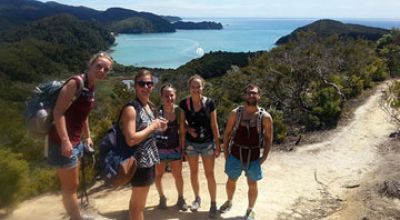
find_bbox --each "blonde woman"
[49,52,113,220]
[179,74,221,218]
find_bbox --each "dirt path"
[6,84,397,220]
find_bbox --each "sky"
[37,0,400,19]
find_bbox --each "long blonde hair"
[88,51,113,67]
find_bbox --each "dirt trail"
[6,84,397,220]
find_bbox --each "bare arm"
[179,110,187,150]
[53,80,78,157]
[223,110,237,159]
[210,110,221,157]
[260,112,273,164]
[121,106,166,147]
[82,118,93,147]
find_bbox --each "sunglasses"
[137,81,154,88]
[95,63,111,72]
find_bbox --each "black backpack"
[99,100,144,187]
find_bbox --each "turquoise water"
[111,18,400,69]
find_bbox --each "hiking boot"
[209,202,218,218]
[245,209,255,220]
[219,200,232,213]
[158,195,168,209]
[176,197,188,211]
[190,196,201,212]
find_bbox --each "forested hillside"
[276,19,389,44]
[1,1,400,212]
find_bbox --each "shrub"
[0,148,29,208]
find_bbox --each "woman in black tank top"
[154,84,188,211]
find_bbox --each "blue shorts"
[224,154,262,181]
[185,140,215,157]
[159,150,181,161]
[47,142,84,169]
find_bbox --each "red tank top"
[49,77,95,145]
[231,125,260,161]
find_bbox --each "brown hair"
[188,74,205,87]
[134,69,153,83]
[160,83,176,95]
[243,84,261,95]
[88,51,113,67]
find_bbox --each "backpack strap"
[256,107,265,148]
[65,74,85,101]
[228,106,244,154]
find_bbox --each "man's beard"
[246,99,258,106]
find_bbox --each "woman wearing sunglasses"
[120,69,168,220]
[49,51,113,220]
[179,74,221,218]
[154,84,188,211]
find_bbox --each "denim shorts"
[159,150,181,161]
[224,154,263,181]
[47,142,84,169]
[185,140,215,157]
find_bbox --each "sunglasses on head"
[137,81,154,88]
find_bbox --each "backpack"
[25,75,85,137]
[99,100,145,187]
[228,106,265,153]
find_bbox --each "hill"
[172,21,223,30]
[0,0,174,33]
[276,19,389,44]
[0,0,223,34]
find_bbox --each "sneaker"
[245,209,255,220]
[158,196,168,209]
[209,202,218,218]
[190,196,201,212]
[176,197,188,211]
[219,200,232,213]
[81,214,96,220]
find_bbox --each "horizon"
[37,0,400,20]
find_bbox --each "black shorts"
[130,165,156,187]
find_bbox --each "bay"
[111,18,400,69]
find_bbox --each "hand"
[214,145,221,158]
[61,139,73,158]
[260,155,268,165]
[84,137,93,147]
[153,118,168,132]
[84,137,95,154]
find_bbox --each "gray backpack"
[25,75,84,137]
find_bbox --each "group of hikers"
[48,51,273,220]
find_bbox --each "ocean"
[111,18,400,69]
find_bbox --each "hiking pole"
[80,155,90,207]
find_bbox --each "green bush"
[306,87,342,130]
[269,108,288,143]
[0,148,29,208]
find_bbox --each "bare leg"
[247,179,258,209]
[187,155,200,198]
[129,186,150,220]
[201,155,216,202]
[226,178,237,201]
[170,160,184,197]
[57,165,81,220]
[155,162,166,197]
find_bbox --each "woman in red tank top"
[49,52,113,220]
